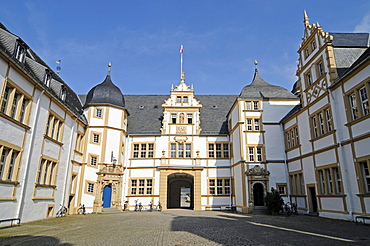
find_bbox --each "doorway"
[102,185,112,208]
[309,187,318,213]
[253,183,265,206]
[167,173,193,209]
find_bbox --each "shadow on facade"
[0,235,72,246]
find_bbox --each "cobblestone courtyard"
[1,210,369,245]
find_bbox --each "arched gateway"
[167,173,193,209]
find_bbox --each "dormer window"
[311,41,316,51]
[60,86,67,101]
[14,41,26,63]
[43,70,52,87]
[177,96,181,103]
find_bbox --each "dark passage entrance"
[253,183,264,206]
[309,187,318,213]
[167,173,193,209]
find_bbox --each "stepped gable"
[84,68,125,108]
[239,65,297,100]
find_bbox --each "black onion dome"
[239,67,297,100]
[84,71,125,108]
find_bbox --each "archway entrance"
[253,183,264,206]
[167,173,193,209]
[102,185,112,208]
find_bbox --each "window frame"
[316,165,343,195]
[36,158,57,186]
[208,178,231,196]
[310,107,334,139]
[170,143,192,158]
[132,143,154,159]
[130,178,153,195]
[208,143,229,159]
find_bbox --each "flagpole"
[180,45,184,80]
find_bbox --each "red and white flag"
[180,45,184,53]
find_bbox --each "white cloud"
[354,13,370,32]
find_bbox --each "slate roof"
[239,68,298,100]
[0,23,86,124]
[330,33,369,47]
[84,72,125,108]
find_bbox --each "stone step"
[252,206,268,215]
[101,207,122,213]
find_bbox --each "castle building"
[0,12,369,224]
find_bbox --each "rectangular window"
[96,108,102,118]
[312,117,318,138]
[305,48,310,58]
[247,119,252,131]
[14,42,26,62]
[46,114,63,142]
[290,173,305,195]
[90,156,97,166]
[306,73,312,86]
[171,114,177,124]
[177,96,181,103]
[75,133,84,152]
[248,147,254,162]
[318,62,324,77]
[246,101,251,110]
[359,87,369,116]
[132,143,154,158]
[325,109,332,132]
[277,184,287,195]
[318,113,325,135]
[93,133,100,144]
[130,179,153,195]
[36,159,57,185]
[256,147,262,162]
[183,96,188,103]
[0,85,30,124]
[187,114,192,124]
[87,183,94,193]
[317,166,343,195]
[209,178,230,195]
[359,160,370,193]
[254,119,260,131]
[253,101,259,110]
[0,147,21,182]
[285,126,300,149]
[311,41,316,51]
[171,143,191,158]
[349,93,359,120]
[208,143,229,158]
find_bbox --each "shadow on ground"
[0,235,72,246]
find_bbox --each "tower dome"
[239,62,297,100]
[84,65,125,108]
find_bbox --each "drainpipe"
[279,123,291,204]
[16,90,45,219]
[60,117,77,212]
[328,88,354,221]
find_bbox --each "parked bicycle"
[148,201,153,211]
[155,201,162,211]
[283,202,298,216]
[56,204,67,217]
[123,200,128,211]
[134,199,143,211]
[77,204,86,215]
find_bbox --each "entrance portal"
[309,187,318,213]
[253,183,264,206]
[102,185,112,208]
[167,173,193,209]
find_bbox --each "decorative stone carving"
[174,136,188,143]
[245,165,270,176]
[176,126,186,134]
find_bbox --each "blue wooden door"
[102,185,112,208]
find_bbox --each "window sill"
[345,114,370,126]
[309,130,336,142]
[44,135,63,146]
[0,112,30,130]
[0,180,20,185]
[356,193,370,197]
[35,183,57,189]
[285,144,301,151]
[316,194,346,198]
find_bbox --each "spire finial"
[254,60,258,70]
[108,62,112,76]
[304,10,310,27]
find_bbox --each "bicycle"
[284,202,298,216]
[77,204,86,215]
[134,199,139,211]
[155,201,162,211]
[148,201,153,212]
[123,201,128,211]
[56,204,67,217]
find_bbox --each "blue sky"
[1,1,370,95]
